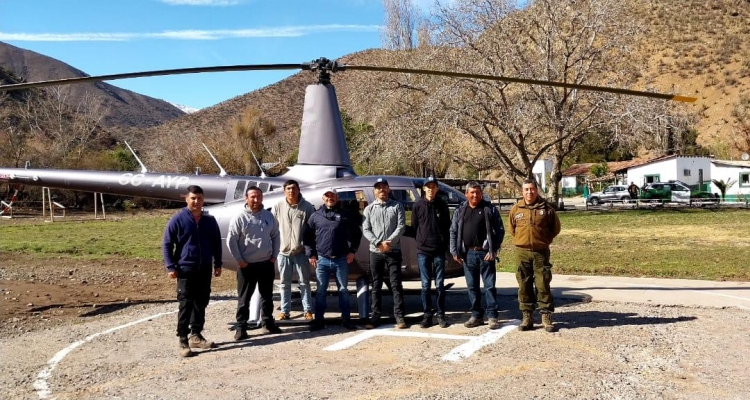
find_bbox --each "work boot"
[178,337,193,357]
[262,322,283,334]
[277,312,290,320]
[437,315,450,328]
[420,315,433,329]
[541,312,556,332]
[309,320,325,332]
[341,319,357,330]
[518,310,533,331]
[463,317,483,328]
[233,326,248,341]
[365,315,380,330]
[188,332,215,349]
[396,318,408,329]
[303,311,314,321]
[488,318,501,330]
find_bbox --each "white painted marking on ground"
[325,320,520,362]
[34,300,226,399]
[442,320,520,362]
[323,330,380,351]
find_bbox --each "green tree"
[711,178,737,201]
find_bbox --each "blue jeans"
[463,249,498,319]
[418,252,446,317]
[277,253,313,315]
[315,256,351,321]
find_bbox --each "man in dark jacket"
[162,185,223,357]
[412,177,451,328]
[306,188,362,330]
[449,182,505,329]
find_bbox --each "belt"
[467,246,485,251]
[321,254,343,259]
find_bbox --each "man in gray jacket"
[272,180,316,320]
[227,186,281,340]
[362,178,408,329]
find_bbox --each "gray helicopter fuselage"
[207,174,466,281]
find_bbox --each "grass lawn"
[497,208,750,281]
[1,208,749,281]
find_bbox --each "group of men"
[161,177,561,358]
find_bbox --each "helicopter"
[0,57,697,284]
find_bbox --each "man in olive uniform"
[508,178,561,332]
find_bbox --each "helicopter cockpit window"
[389,188,417,211]
[233,181,246,200]
[337,190,368,213]
[233,180,261,200]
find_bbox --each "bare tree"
[417,0,695,201]
[381,0,417,50]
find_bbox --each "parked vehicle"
[639,181,718,204]
[587,185,631,205]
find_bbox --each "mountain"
[169,103,200,114]
[143,0,750,168]
[0,41,185,129]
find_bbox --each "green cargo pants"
[514,247,554,312]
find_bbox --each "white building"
[622,155,712,190]
[532,158,553,192]
[709,160,750,201]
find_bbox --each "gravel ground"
[2,287,750,400]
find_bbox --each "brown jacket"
[508,198,561,250]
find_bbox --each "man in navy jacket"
[306,188,362,330]
[162,185,223,357]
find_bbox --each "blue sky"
[0,0,423,109]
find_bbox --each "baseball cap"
[323,187,337,195]
[373,177,389,187]
[425,176,439,186]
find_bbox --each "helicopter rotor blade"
[341,65,697,103]
[0,63,306,91]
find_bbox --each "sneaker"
[463,317,483,328]
[341,320,357,330]
[188,332,215,349]
[233,326,248,341]
[304,312,314,321]
[262,323,283,334]
[277,312,290,320]
[437,315,450,328]
[309,320,325,332]
[395,318,408,329]
[178,337,193,357]
[420,315,433,329]
[488,318,501,330]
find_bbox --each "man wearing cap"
[362,177,408,329]
[412,177,451,328]
[306,188,362,331]
[271,179,316,321]
[450,181,505,329]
